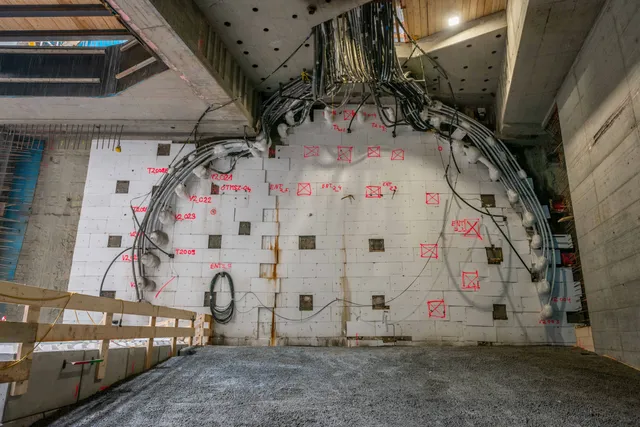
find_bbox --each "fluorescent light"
[448,16,460,26]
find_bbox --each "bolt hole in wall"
[66,109,582,345]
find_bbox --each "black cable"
[443,165,532,274]
[99,247,133,296]
[210,272,235,324]
[129,205,173,257]
[347,93,371,133]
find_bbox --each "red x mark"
[391,148,405,160]
[297,182,312,196]
[420,243,438,259]
[337,146,353,163]
[427,300,446,318]
[304,146,319,158]
[368,146,381,158]
[463,219,482,240]
[426,192,440,205]
[365,186,382,199]
[343,109,355,121]
[462,271,480,291]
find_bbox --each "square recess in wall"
[493,304,508,320]
[239,222,251,235]
[157,143,171,156]
[369,238,385,252]
[107,235,122,248]
[299,295,313,311]
[100,291,116,299]
[481,194,496,208]
[115,180,129,194]
[486,247,503,264]
[211,183,220,195]
[372,295,389,310]
[299,236,316,250]
[208,235,222,249]
[204,292,211,307]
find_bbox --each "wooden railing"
[0,281,212,396]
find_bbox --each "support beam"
[0,4,113,18]
[107,0,256,126]
[395,11,507,60]
[0,29,131,42]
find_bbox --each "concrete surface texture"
[556,0,640,369]
[9,148,90,323]
[0,70,250,139]
[41,346,640,427]
[497,0,604,136]
[65,108,579,346]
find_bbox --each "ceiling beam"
[0,30,131,42]
[0,5,113,18]
[396,10,507,60]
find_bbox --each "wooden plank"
[0,360,31,383]
[0,321,36,343]
[186,319,195,346]
[170,318,179,357]
[35,324,195,342]
[0,281,196,320]
[420,0,429,39]
[145,317,156,370]
[10,306,39,395]
[95,312,113,381]
[427,0,436,37]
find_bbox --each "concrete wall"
[6,148,90,323]
[65,107,579,346]
[557,0,640,368]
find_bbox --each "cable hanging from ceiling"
[122,0,555,323]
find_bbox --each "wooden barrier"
[0,281,213,395]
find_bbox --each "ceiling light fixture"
[448,16,460,27]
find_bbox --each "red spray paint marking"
[426,193,440,205]
[304,146,319,158]
[365,186,382,199]
[131,361,135,373]
[343,109,355,121]
[451,219,483,240]
[462,271,480,291]
[174,249,196,255]
[390,149,405,160]
[463,219,482,240]
[210,263,232,270]
[220,184,252,193]
[211,173,232,181]
[269,184,290,194]
[99,386,109,392]
[367,146,381,158]
[189,195,212,204]
[147,167,168,174]
[209,208,217,216]
[175,213,196,221]
[155,276,176,299]
[371,122,387,132]
[74,383,79,398]
[321,183,342,192]
[427,300,446,319]
[297,183,312,196]
[539,319,561,325]
[420,243,438,259]
[337,146,353,162]
[132,206,147,213]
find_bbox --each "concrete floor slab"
[41,346,640,427]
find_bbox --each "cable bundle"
[210,272,235,324]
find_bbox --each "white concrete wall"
[66,107,578,346]
[557,0,640,368]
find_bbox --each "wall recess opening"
[239,222,251,235]
[208,235,222,249]
[107,235,122,248]
[372,295,389,310]
[299,236,316,250]
[486,247,503,264]
[369,238,385,252]
[157,143,171,156]
[115,180,129,194]
[300,295,313,311]
[481,194,496,207]
[493,304,508,320]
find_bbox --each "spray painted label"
[269,184,290,193]
[210,263,232,270]
[189,196,212,204]
[321,183,343,192]
[174,249,196,256]
[220,184,252,193]
[175,213,196,221]
[147,168,168,174]
[539,319,561,325]
[371,122,387,132]
[211,173,233,181]
[132,206,147,213]
[121,254,138,262]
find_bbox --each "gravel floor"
[41,346,640,427]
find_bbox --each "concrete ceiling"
[193,0,372,90]
[402,12,506,106]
